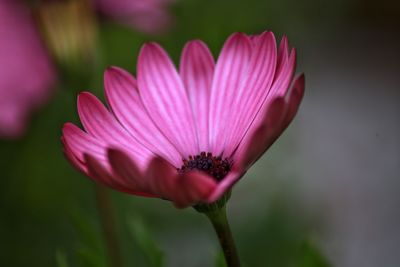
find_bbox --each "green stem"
[95,184,122,267]
[205,206,241,267]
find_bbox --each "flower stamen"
[178,152,232,181]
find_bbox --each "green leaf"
[127,216,165,267]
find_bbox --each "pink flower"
[0,1,56,138]
[62,31,305,208]
[94,0,175,34]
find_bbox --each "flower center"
[178,152,232,181]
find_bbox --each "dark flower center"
[178,152,232,182]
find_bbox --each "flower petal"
[62,122,106,163]
[108,149,185,200]
[137,43,198,157]
[223,31,278,157]
[77,92,152,169]
[104,67,182,167]
[226,46,296,160]
[107,148,160,197]
[208,33,252,156]
[276,35,289,78]
[284,74,305,127]
[233,98,288,172]
[61,136,88,175]
[146,156,178,198]
[233,74,305,172]
[266,48,296,101]
[84,153,146,196]
[173,171,218,208]
[207,171,242,203]
[62,123,141,193]
[180,40,215,152]
[108,149,214,206]
[146,156,217,208]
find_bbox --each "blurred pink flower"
[0,1,56,138]
[62,31,305,208]
[94,0,175,34]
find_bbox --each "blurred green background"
[1,0,399,266]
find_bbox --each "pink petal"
[284,74,305,127]
[109,149,183,200]
[77,92,152,169]
[146,156,178,198]
[108,148,149,193]
[146,156,217,208]
[108,149,213,205]
[84,153,145,195]
[137,43,199,157]
[223,31,278,157]
[228,47,296,162]
[208,33,252,156]
[233,98,288,172]
[233,74,305,172]
[62,123,132,190]
[207,171,242,203]
[266,48,296,101]
[63,124,155,197]
[276,35,289,78]
[180,40,215,152]
[62,122,106,163]
[107,148,159,197]
[104,67,182,167]
[174,171,218,208]
[61,136,88,174]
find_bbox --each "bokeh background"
[0,0,399,266]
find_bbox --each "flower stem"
[204,206,241,267]
[95,184,122,267]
